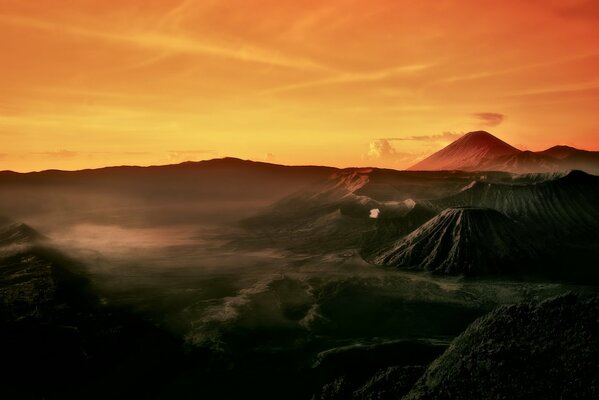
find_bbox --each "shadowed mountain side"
[234,168,599,279]
[404,293,599,400]
[480,151,559,172]
[364,171,599,279]
[539,145,599,170]
[539,145,582,159]
[237,169,514,254]
[425,170,599,238]
[241,168,516,226]
[0,221,46,247]
[369,207,531,276]
[349,169,514,202]
[311,340,446,400]
[360,204,437,258]
[0,220,191,399]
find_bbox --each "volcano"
[371,207,531,275]
[408,131,520,171]
[409,131,599,173]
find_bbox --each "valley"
[1,131,598,399]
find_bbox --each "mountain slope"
[479,150,559,173]
[0,219,189,399]
[370,207,530,275]
[237,169,513,254]
[0,222,45,246]
[409,131,599,173]
[404,293,599,400]
[409,131,520,171]
[0,157,338,226]
[427,170,599,237]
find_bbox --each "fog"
[30,198,585,355]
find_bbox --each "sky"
[1,0,599,172]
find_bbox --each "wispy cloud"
[167,150,214,162]
[264,63,433,94]
[0,14,327,71]
[378,132,462,142]
[32,150,152,159]
[36,150,79,158]
[506,79,599,98]
[472,112,505,127]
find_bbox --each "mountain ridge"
[2,136,599,176]
[409,131,520,171]
[409,131,599,174]
[370,207,531,275]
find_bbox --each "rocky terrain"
[370,207,531,275]
[404,293,599,400]
[239,165,599,280]
[313,293,599,400]
[0,218,187,399]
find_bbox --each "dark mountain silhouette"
[538,145,581,159]
[328,294,599,400]
[365,171,599,278]
[0,222,45,246]
[234,165,599,279]
[0,157,336,201]
[238,169,513,254]
[481,150,559,172]
[426,170,599,237]
[0,157,337,225]
[409,131,599,173]
[0,219,191,399]
[404,293,599,400]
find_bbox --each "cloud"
[365,139,428,166]
[33,150,151,159]
[369,208,380,219]
[368,139,397,159]
[167,150,214,162]
[472,112,505,127]
[0,14,325,71]
[37,150,79,158]
[264,153,276,162]
[543,0,599,20]
[264,63,433,94]
[378,132,462,142]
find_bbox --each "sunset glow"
[1,0,599,171]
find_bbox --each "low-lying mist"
[38,203,590,356]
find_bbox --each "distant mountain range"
[1,132,597,185]
[239,165,599,279]
[409,131,599,174]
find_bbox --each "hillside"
[370,207,530,275]
[404,293,599,400]
[408,131,520,171]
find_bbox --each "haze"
[2,0,599,172]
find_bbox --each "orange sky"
[1,0,599,172]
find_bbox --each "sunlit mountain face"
[2,1,599,399]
